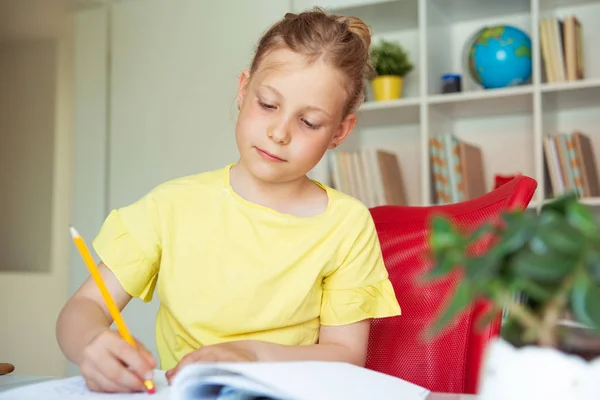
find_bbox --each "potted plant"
[369,38,413,101]
[426,193,600,399]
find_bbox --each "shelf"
[541,78,600,110]
[429,0,530,23]
[357,97,420,125]
[537,197,600,207]
[291,0,600,211]
[427,85,533,118]
[360,97,420,111]
[426,2,533,95]
[582,197,600,207]
[540,0,599,11]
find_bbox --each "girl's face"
[234,48,356,184]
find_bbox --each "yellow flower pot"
[371,75,404,101]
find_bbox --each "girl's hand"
[165,341,258,383]
[80,330,156,393]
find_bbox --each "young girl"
[56,8,401,393]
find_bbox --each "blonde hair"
[249,7,374,117]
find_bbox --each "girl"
[56,8,401,393]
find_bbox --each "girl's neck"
[229,161,326,216]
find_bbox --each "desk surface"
[0,374,477,399]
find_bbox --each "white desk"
[0,374,477,399]
[0,374,54,392]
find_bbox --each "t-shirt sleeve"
[92,189,163,302]
[320,208,401,326]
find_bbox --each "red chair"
[365,175,537,394]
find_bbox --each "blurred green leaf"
[430,216,462,250]
[475,306,502,331]
[468,223,495,243]
[586,250,600,285]
[426,282,474,339]
[510,250,576,283]
[534,212,585,255]
[540,192,578,215]
[571,273,600,335]
[566,201,599,236]
[496,211,537,253]
[511,278,556,302]
[426,192,600,343]
[425,248,463,280]
[584,286,600,336]
[464,252,500,286]
[529,236,550,255]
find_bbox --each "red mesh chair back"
[365,176,537,394]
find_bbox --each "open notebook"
[0,361,431,400]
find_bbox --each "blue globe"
[468,25,532,89]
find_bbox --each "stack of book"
[540,15,584,83]
[429,133,487,205]
[543,131,600,198]
[328,149,407,207]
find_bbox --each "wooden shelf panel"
[358,98,421,125]
[531,197,600,208]
[428,86,533,118]
[541,78,600,110]
[540,0,599,12]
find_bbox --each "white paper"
[0,361,431,400]
[0,370,169,400]
[170,361,431,400]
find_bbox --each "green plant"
[426,192,600,350]
[369,39,414,77]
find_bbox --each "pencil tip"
[69,226,80,238]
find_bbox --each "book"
[329,149,407,207]
[539,15,585,83]
[543,131,600,198]
[0,361,431,400]
[429,133,486,204]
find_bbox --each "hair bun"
[335,15,375,80]
[336,16,372,50]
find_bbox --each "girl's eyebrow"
[261,84,331,117]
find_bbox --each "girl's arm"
[56,262,156,393]
[56,262,132,364]
[254,320,370,366]
[166,320,371,381]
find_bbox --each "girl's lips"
[256,147,286,162]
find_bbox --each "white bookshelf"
[294,0,600,211]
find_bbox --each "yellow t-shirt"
[93,164,401,370]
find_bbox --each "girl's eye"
[260,101,276,110]
[302,119,319,129]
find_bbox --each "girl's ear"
[328,113,356,150]
[237,70,251,110]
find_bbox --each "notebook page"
[172,370,293,399]
[170,361,431,400]
[0,370,169,400]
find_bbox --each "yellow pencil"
[69,226,156,394]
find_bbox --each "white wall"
[70,0,293,375]
[0,0,73,376]
[67,4,110,377]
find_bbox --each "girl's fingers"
[94,348,146,392]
